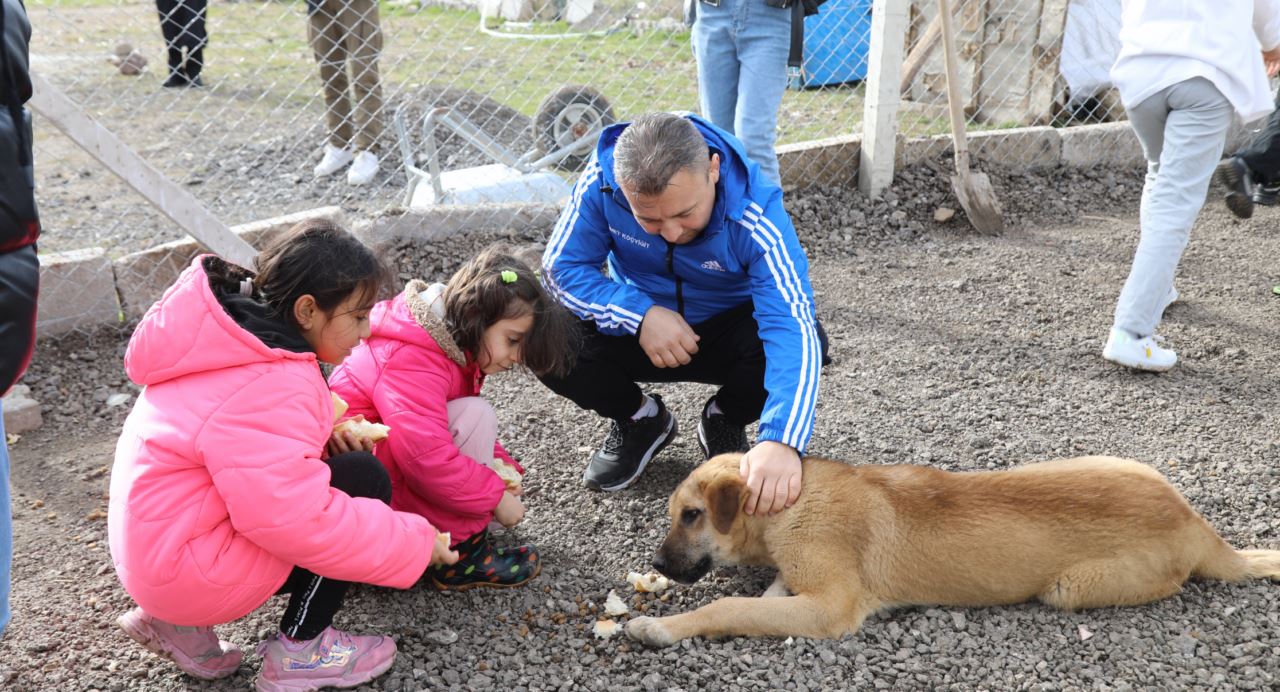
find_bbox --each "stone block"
[354,203,562,248]
[1060,121,1144,168]
[2,384,42,434]
[778,134,860,189]
[114,207,343,320]
[897,127,1062,171]
[35,247,120,338]
[969,126,1062,170]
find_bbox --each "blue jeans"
[692,0,791,185]
[0,401,11,637]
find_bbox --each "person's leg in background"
[1105,77,1234,371]
[257,451,399,690]
[1215,90,1280,218]
[728,0,790,185]
[155,0,187,87]
[344,0,384,186]
[308,0,357,179]
[178,0,208,84]
[692,0,742,139]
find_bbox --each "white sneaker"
[314,144,353,178]
[1102,327,1177,372]
[347,150,379,186]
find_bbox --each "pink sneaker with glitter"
[254,626,397,692]
[117,607,242,679]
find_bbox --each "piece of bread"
[592,619,621,639]
[333,417,391,443]
[487,458,523,491]
[626,571,672,594]
[330,392,349,423]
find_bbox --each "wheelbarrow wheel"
[534,85,616,172]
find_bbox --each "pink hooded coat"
[328,280,519,542]
[108,256,437,626]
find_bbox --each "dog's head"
[652,453,749,583]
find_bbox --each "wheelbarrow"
[394,85,615,208]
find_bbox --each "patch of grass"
[32,1,866,144]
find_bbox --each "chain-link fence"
[25,0,1137,341]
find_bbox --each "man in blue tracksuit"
[540,112,827,516]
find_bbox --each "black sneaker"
[697,396,749,460]
[1254,181,1280,206]
[1215,157,1254,219]
[583,395,677,491]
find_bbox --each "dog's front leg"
[626,593,875,647]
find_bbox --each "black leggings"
[277,451,391,640]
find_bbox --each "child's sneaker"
[1102,327,1177,372]
[117,607,243,680]
[429,529,540,590]
[254,626,396,692]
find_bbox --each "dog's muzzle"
[653,553,713,584]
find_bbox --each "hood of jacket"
[368,279,469,367]
[125,256,317,387]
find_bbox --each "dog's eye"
[681,508,703,525]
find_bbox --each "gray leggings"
[1114,77,1234,338]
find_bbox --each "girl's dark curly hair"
[444,245,578,377]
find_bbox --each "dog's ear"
[705,475,744,534]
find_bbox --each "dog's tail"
[1235,550,1280,580]
[1194,542,1280,582]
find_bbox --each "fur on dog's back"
[771,456,1243,608]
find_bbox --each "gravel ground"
[5,164,1280,691]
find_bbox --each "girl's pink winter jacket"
[108,256,437,627]
[328,280,519,542]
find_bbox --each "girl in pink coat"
[329,246,576,590]
[108,221,458,692]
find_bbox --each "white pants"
[1114,77,1234,337]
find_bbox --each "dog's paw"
[625,616,676,647]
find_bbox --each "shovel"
[937,0,1004,234]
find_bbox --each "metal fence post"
[859,0,909,198]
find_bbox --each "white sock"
[706,399,723,417]
[630,395,658,421]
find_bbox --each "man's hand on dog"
[639,305,700,368]
[740,441,802,515]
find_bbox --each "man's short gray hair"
[613,113,710,197]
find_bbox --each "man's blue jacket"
[542,113,821,453]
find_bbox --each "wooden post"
[27,71,259,270]
[860,0,910,198]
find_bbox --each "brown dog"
[625,454,1280,646]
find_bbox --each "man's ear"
[705,474,743,534]
[293,294,318,331]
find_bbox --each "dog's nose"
[652,554,666,573]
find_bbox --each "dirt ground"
[4,166,1280,691]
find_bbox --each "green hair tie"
[500,270,518,284]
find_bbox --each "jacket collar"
[403,279,468,367]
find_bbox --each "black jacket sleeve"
[0,0,38,395]
[0,0,39,254]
